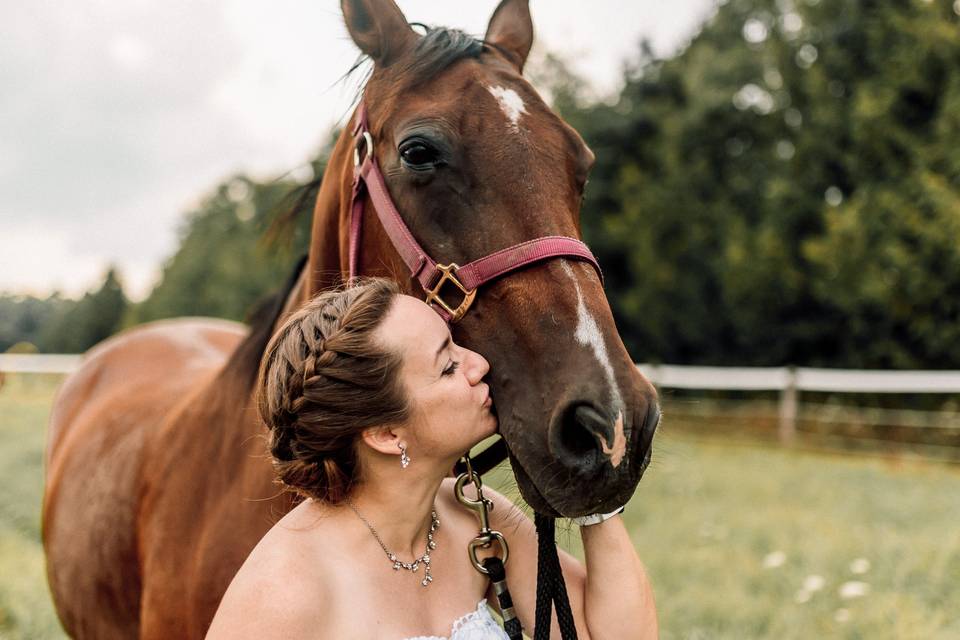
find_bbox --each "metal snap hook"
[455,456,509,575]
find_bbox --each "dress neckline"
[402,599,492,640]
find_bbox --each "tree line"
[4,0,958,368]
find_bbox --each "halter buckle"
[424,263,476,323]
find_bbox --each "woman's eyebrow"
[434,336,450,366]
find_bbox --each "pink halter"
[349,103,602,323]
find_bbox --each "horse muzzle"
[511,398,660,518]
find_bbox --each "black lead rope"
[482,556,523,640]
[534,514,578,640]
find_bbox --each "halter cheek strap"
[349,103,602,323]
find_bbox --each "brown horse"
[42,1,659,637]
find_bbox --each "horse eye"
[399,140,440,169]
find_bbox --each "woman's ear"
[360,425,404,457]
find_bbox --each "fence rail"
[0,354,82,374]
[4,356,958,440]
[638,364,960,441]
[637,364,960,393]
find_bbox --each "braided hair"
[256,278,409,504]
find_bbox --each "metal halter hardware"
[454,458,509,574]
[353,130,374,168]
[348,102,603,324]
[424,263,478,323]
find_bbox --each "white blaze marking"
[486,85,528,132]
[561,260,624,412]
[601,411,627,468]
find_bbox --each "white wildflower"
[762,551,787,569]
[849,558,871,574]
[802,575,825,592]
[839,581,870,599]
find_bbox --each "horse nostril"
[553,404,610,472]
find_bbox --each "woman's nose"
[466,348,489,384]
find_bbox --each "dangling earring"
[399,443,410,469]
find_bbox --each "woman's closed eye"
[442,361,460,376]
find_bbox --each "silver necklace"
[346,500,439,587]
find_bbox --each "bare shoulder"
[206,503,333,639]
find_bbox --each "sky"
[0,0,717,302]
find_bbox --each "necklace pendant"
[346,499,440,585]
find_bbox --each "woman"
[207,279,657,639]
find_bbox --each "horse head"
[326,0,660,517]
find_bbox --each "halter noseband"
[349,103,602,323]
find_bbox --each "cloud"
[0,0,717,300]
[0,222,110,298]
[0,0,244,216]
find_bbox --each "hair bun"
[270,431,296,462]
[255,278,408,505]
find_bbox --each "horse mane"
[263,174,324,250]
[217,253,309,392]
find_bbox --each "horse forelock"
[351,26,484,100]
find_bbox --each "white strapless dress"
[403,600,510,640]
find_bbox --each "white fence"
[638,364,960,442]
[637,364,960,394]
[0,354,82,374]
[4,355,959,441]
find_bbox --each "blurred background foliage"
[3,0,959,369]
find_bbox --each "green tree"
[538,0,960,367]
[39,268,128,353]
[129,154,325,325]
[0,293,71,352]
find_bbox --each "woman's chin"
[485,414,499,436]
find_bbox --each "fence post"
[778,366,798,445]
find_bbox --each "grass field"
[0,376,66,640]
[1,374,958,639]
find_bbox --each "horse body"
[42,319,246,636]
[44,1,659,637]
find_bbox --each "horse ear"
[341,0,417,66]
[484,0,534,72]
